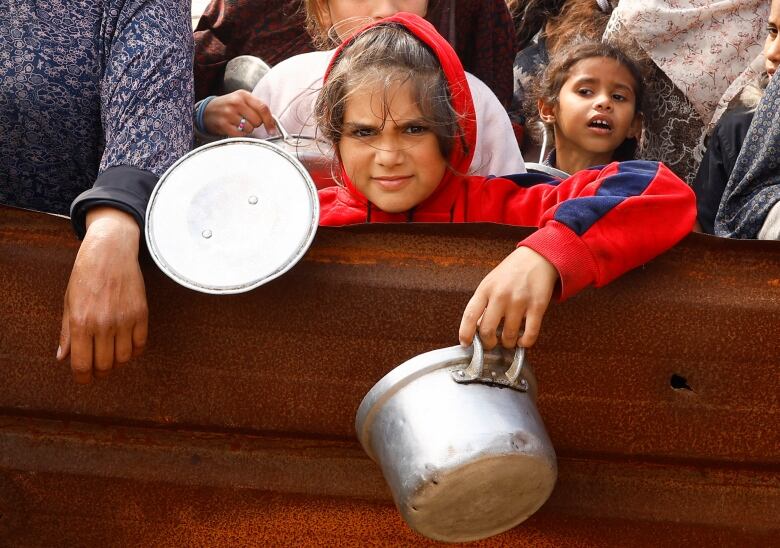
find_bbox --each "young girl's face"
[317,0,428,42]
[540,56,641,160]
[338,80,447,213]
[764,0,780,77]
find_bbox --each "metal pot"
[355,337,557,542]
[145,138,319,294]
[222,55,271,94]
[265,118,338,189]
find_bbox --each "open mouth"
[588,119,612,131]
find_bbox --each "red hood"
[321,12,477,222]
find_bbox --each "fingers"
[500,302,525,350]
[93,329,115,379]
[69,322,94,385]
[203,91,274,137]
[459,291,487,347]
[57,300,71,362]
[131,316,148,359]
[478,296,505,350]
[114,326,133,366]
[519,299,550,348]
[245,94,275,133]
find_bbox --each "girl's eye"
[612,94,626,101]
[351,127,376,138]
[404,125,428,135]
[576,88,593,96]
[768,25,778,36]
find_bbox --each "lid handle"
[451,335,529,391]
[271,115,292,141]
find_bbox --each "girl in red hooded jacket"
[314,13,696,351]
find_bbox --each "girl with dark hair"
[529,41,645,176]
[197,0,524,177]
[314,13,695,350]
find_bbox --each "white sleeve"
[466,73,526,177]
[250,51,330,140]
[757,200,780,240]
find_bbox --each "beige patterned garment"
[604,0,767,183]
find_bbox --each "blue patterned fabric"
[0,0,193,217]
[715,73,780,238]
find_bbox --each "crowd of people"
[1,0,778,383]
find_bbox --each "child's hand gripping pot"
[314,13,697,350]
[459,246,558,350]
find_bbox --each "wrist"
[84,206,141,246]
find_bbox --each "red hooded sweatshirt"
[317,13,696,301]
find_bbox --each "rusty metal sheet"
[2,205,780,540]
[0,416,777,532]
[0,468,775,546]
[1,206,778,464]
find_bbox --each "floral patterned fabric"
[0,0,193,216]
[606,0,767,124]
[715,73,780,239]
[604,0,767,184]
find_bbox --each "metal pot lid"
[145,138,319,294]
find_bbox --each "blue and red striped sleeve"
[474,161,696,300]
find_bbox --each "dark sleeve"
[693,109,753,234]
[70,0,193,237]
[692,127,729,234]
[69,166,158,239]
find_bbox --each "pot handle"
[451,335,529,392]
[271,116,293,141]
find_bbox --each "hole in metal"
[670,374,693,391]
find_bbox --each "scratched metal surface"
[1,205,779,540]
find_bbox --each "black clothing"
[693,107,755,234]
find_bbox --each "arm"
[460,161,696,349]
[62,0,193,383]
[58,207,147,383]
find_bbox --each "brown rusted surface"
[1,204,779,539]
[0,415,777,531]
[0,469,775,546]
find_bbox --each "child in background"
[315,13,695,350]
[529,42,645,177]
[197,0,525,177]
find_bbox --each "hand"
[203,90,276,137]
[57,207,148,384]
[459,246,559,350]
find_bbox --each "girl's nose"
[594,94,613,111]
[374,140,404,166]
[372,0,401,19]
[765,36,780,66]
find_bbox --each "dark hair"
[315,23,465,162]
[509,0,566,50]
[529,41,646,161]
[544,0,612,56]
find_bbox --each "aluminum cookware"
[145,138,319,294]
[264,118,338,189]
[222,55,271,94]
[355,337,557,542]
